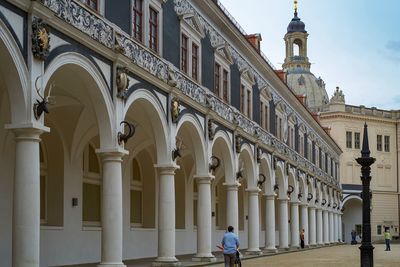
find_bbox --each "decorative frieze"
[41,0,114,48]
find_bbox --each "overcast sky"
[221,0,400,110]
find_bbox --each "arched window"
[131,158,143,227]
[293,39,302,57]
[82,144,101,226]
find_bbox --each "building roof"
[287,12,307,33]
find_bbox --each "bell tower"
[283,0,311,72]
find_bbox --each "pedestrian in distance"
[300,229,305,249]
[221,225,240,267]
[384,227,391,251]
[351,229,357,245]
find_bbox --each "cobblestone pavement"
[61,244,399,267]
[211,244,400,267]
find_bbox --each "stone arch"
[0,19,29,123]
[238,143,256,187]
[43,52,114,150]
[211,131,234,184]
[275,161,287,198]
[124,89,169,164]
[175,113,207,175]
[259,153,273,195]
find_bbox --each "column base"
[245,249,262,255]
[309,244,318,247]
[289,246,300,251]
[264,247,278,253]
[97,263,126,267]
[153,257,181,267]
[192,255,216,262]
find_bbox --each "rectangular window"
[275,115,278,137]
[356,224,362,236]
[222,69,228,102]
[246,89,251,118]
[260,102,264,128]
[279,118,282,140]
[130,190,142,224]
[377,135,382,151]
[265,105,269,131]
[181,34,188,73]
[132,0,143,41]
[214,63,221,96]
[346,131,352,148]
[240,84,245,113]
[192,43,199,81]
[80,0,98,10]
[149,7,158,52]
[384,136,390,152]
[354,132,360,149]
[377,225,382,235]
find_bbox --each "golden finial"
[294,0,298,15]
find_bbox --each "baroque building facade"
[0,0,342,266]
[279,4,400,244]
[319,89,400,242]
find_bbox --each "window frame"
[130,158,144,228]
[82,143,102,227]
[180,21,202,82]
[214,52,231,103]
[346,131,352,149]
[384,135,390,152]
[240,77,253,119]
[132,0,144,42]
[377,134,382,151]
[354,132,360,149]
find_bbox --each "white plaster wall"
[342,199,362,243]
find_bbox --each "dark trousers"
[224,253,236,267]
[300,239,305,248]
[385,239,391,251]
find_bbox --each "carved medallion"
[32,17,50,60]
[171,97,180,123]
[116,67,130,99]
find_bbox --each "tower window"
[149,7,158,52]
[346,131,352,149]
[377,135,382,151]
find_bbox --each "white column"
[323,209,329,244]
[338,213,343,242]
[278,198,289,249]
[290,201,300,248]
[225,183,239,233]
[300,203,309,247]
[329,211,334,243]
[334,213,339,243]
[308,206,316,246]
[265,195,277,252]
[316,208,323,245]
[154,165,180,266]
[246,188,262,255]
[9,126,47,267]
[193,176,215,261]
[97,150,127,267]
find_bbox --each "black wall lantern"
[287,185,294,196]
[307,193,313,202]
[209,155,220,174]
[257,173,266,188]
[321,199,327,206]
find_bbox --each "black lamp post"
[355,123,376,267]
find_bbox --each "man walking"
[221,225,240,267]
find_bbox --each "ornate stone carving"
[32,17,50,60]
[41,0,114,48]
[116,66,129,99]
[208,119,215,140]
[171,97,180,123]
[330,86,345,104]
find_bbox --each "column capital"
[154,163,180,175]
[299,202,309,207]
[246,187,261,194]
[193,175,214,184]
[290,200,301,205]
[264,194,277,200]
[308,205,316,210]
[96,147,129,162]
[278,197,289,202]
[223,182,240,191]
[6,123,49,141]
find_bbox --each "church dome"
[286,70,329,112]
[287,13,306,33]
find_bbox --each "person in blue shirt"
[221,225,240,267]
